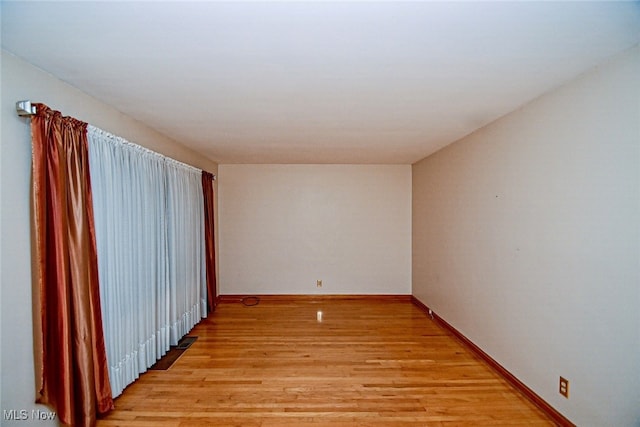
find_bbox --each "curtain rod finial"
[16,100,36,117]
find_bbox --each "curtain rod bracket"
[16,100,36,117]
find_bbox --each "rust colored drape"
[31,104,114,426]
[202,171,217,313]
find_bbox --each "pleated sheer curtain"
[87,126,206,397]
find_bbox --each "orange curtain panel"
[202,171,217,313]
[31,104,113,426]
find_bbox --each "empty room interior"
[1,2,639,426]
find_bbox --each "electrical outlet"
[559,376,569,398]
[316,279,322,288]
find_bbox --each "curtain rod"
[16,100,36,116]
[16,100,216,180]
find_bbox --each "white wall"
[0,50,218,426]
[219,164,411,295]
[412,46,639,426]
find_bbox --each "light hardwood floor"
[98,297,554,426]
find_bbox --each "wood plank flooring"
[97,297,554,426]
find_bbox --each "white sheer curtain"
[87,126,206,397]
[165,162,207,343]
